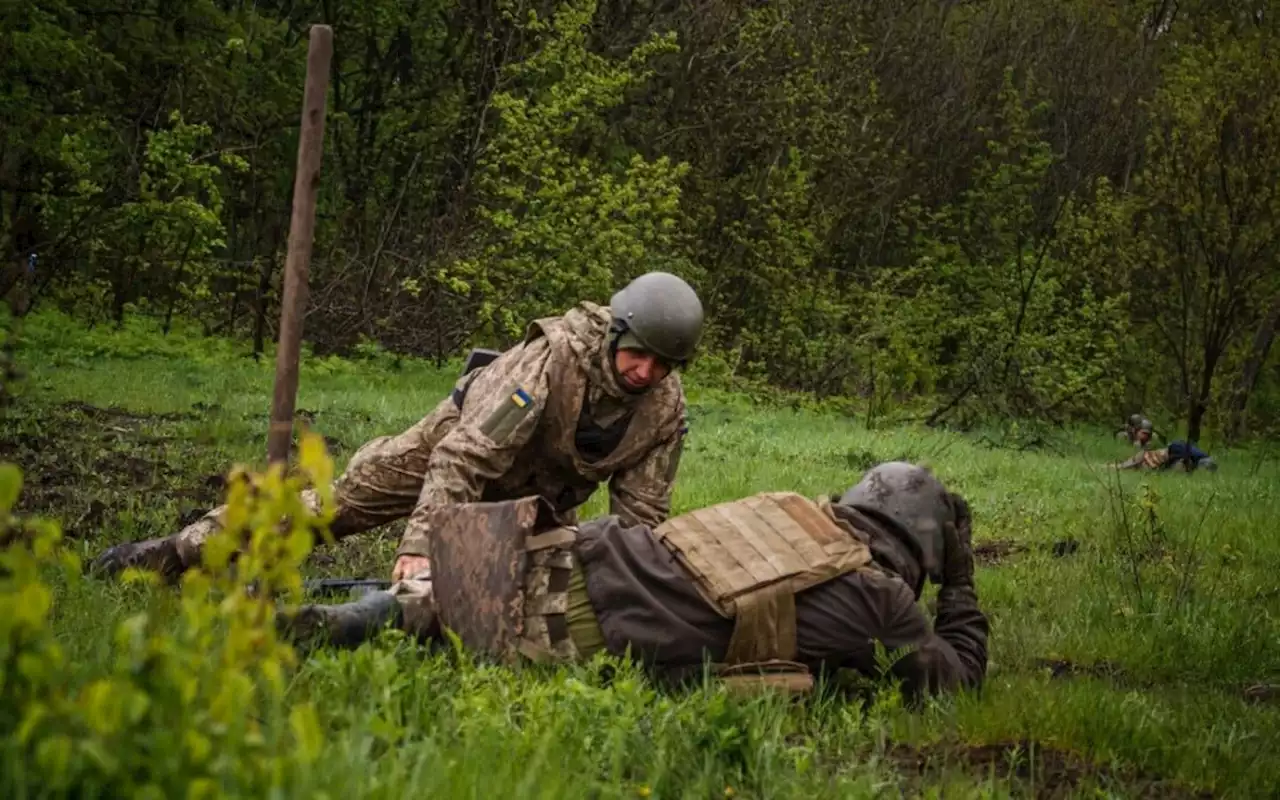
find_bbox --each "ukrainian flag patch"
[480,384,536,443]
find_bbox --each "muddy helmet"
[838,462,954,584]
[1128,413,1144,429]
[1139,418,1153,433]
[609,272,704,363]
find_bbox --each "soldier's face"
[614,348,671,391]
[1137,430,1151,445]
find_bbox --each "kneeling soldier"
[92,271,703,584]
[279,462,990,700]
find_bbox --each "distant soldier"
[1112,439,1218,472]
[1115,413,1143,443]
[91,272,705,583]
[277,462,991,701]
[1116,414,1159,447]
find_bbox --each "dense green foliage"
[4,0,1280,440]
[3,312,1279,796]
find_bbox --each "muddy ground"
[888,738,1214,798]
[0,398,395,576]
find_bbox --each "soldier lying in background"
[277,462,990,701]
[1112,439,1218,473]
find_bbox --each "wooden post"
[268,24,333,466]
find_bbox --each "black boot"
[89,535,193,584]
[276,591,405,650]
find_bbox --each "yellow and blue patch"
[480,384,536,443]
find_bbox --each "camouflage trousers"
[173,408,458,556]
[388,551,607,662]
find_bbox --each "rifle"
[463,347,501,375]
[302,577,393,598]
[451,348,503,409]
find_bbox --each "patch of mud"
[1242,683,1280,706]
[60,400,195,423]
[1050,537,1081,557]
[974,539,1031,565]
[972,538,1081,567]
[1034,657,1126,682]
[0,399,224,538]
[888,739,1213,799]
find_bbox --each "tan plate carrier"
[654,491,876,693]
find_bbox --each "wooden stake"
[268,24,333,466]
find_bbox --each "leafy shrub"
[0,433,336,796]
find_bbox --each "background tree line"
[3,0,1279,443]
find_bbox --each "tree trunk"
[1227,299,1280,440]
[1187,397,1206,446]
[253,221,285,360]
[1187,346,1224,446]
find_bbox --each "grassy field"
[3,310,1279,797]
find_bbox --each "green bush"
[0,434,335,796]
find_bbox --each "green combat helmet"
[837,462,955,585]
[610,272,704,364]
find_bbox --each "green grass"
[3,309,1279,797]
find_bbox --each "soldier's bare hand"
[392,555,432,582]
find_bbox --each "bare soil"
[888,738,1215,798]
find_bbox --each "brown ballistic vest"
[653,492,875,664]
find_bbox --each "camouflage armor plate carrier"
[425,491,877,683]
[425,495,585,664]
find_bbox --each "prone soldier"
[277,462,990,701]
[1112,439,1218,473]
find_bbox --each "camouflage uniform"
[282,464,989,700]
[98,300,690,579]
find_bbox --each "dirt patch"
[1034,657,1126,682]
[0,399,224,538]
[60,400,194,424]
[1050,538,1081,557]
[888,739,1213,798]
[1242,683,1280,705]
[974,538,1030,565]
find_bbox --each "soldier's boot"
[277,578,440,651]
[88,518,213,583]
[276,591,405,650]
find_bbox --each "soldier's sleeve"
[607,418,687,529]
[394,338,555,559]
[1113,451,1145,470]
[870,577,990,701]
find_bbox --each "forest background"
[4,0,1280,445]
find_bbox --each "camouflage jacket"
[395,302,688,559]
[1115,448,1170,471]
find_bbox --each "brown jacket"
[572,504,989,699]
[396,302,688,558]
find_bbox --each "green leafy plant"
[0,433,335,796]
